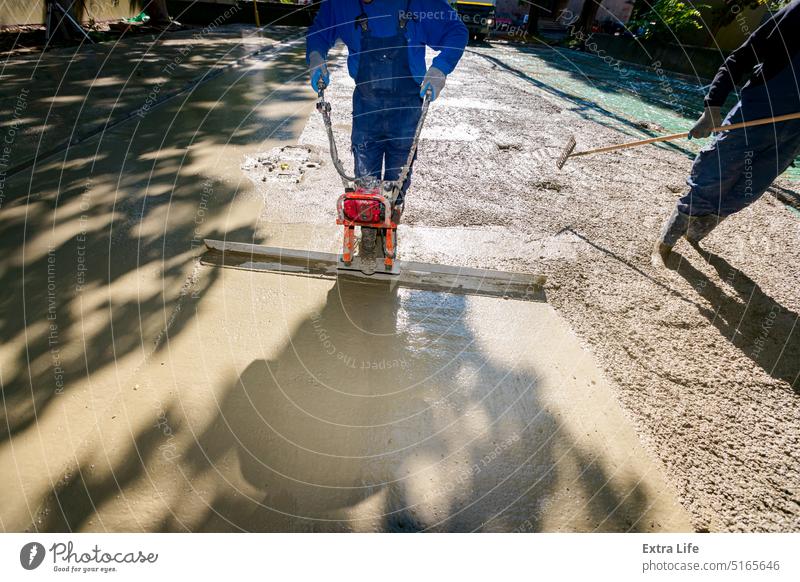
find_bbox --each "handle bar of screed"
[567,110,800,160]
[316,84,432,194]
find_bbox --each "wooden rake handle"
[569,111,800,158]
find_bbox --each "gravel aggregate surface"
[247,41,800,532]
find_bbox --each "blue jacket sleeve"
[306,1,338,62]
[417,0,468,75]
[705,0,800,106]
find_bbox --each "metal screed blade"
[202,239,547,302]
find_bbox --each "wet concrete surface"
[244,41,799,531]
[0,25,304,178]
[4,28,789,532]
[0,25,316,531]
[108,271,689,532]
[431,42,799,532]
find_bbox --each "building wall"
[495,0,529,22]
[558,0,634,25]
[596,0,634,24]
[696,0,768,51]
[1,1,142,27]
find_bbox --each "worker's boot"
[654,207,690,261]
[686,213,726,245]
[359,227,377,275]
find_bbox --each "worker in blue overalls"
[656,0,800,261]
[306,0,468,273]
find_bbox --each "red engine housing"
[342,187,384,223]
[335,186,398,271]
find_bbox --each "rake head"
[556,135,577,170]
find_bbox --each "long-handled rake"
[556,111,800,170]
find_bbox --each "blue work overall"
[679,50,800,217]
[351,0,422,206]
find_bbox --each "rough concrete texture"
[0,27,796,533]
[0,28,694,532]
[242,42,799,532]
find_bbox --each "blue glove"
[309,51,329,94]
[420,66,446,101]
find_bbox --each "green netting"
[474,45,799,183]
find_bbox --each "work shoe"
[654,208,690,261]
[359,227,377,275]
[686,213,726,244]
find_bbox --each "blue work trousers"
[679,54,800,217]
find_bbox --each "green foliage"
[629,0,708,41]
[767,0,790,11]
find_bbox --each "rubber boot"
[359,227,377,275]
[654,207,690,262]
[686,213,726,244]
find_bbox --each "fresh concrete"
[1,28,694,532]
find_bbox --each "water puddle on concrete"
[136,267,692,532]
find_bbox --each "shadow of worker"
[194,276,443,531]
[190,273,664,532]
[670,249,800,393]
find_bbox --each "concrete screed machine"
[202,82,545,301]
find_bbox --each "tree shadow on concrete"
[491,43,707,116]
[769,184,800,211]
[29,406,171,532]
[0,43,311,443]
[0,24,303,177]
[182,277,665,532]
[669,248,800,393]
